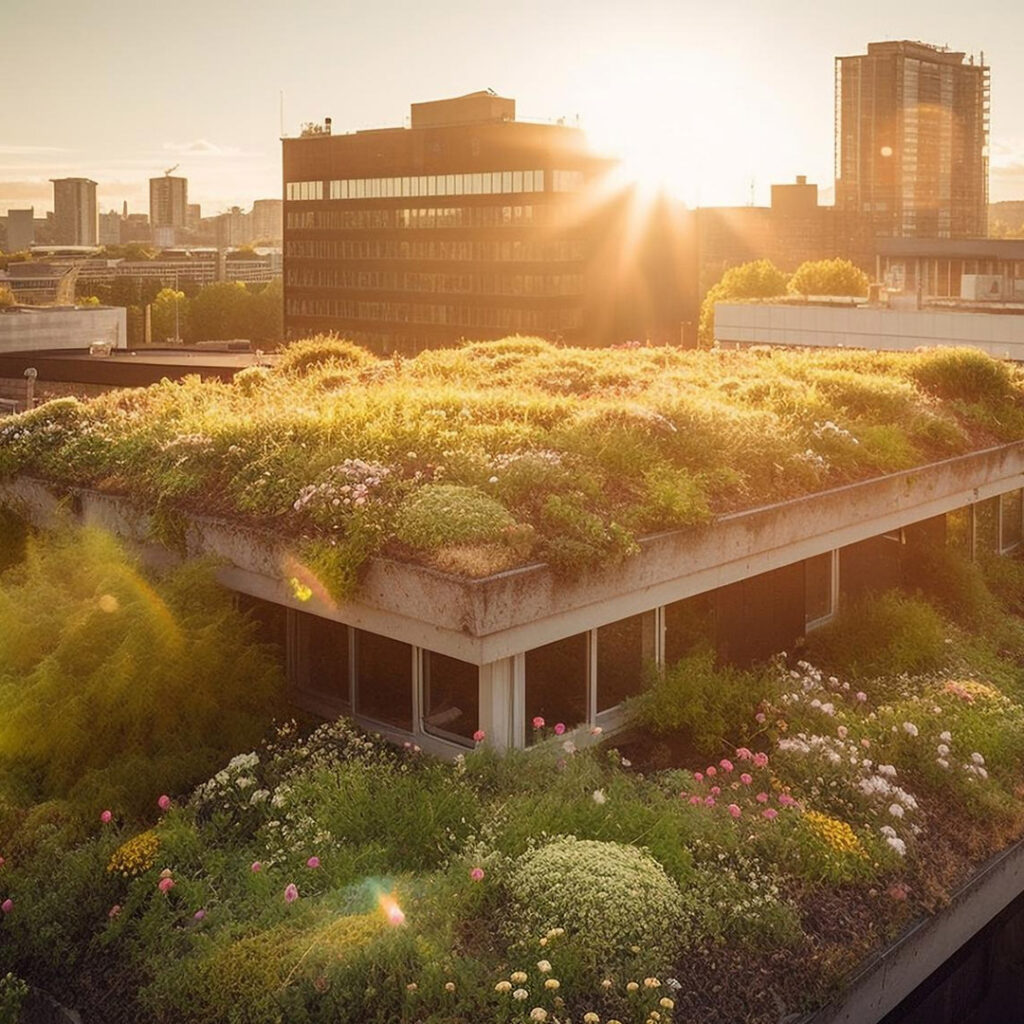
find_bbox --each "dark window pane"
[1001,490,1022,551]
[596,614,649,712]
[355,630,412,731]
[805,553,833,624]
[236,593,287,668]
[664,593,714,666]
[525,632,587,741]
[423,651,478,744]
[976,498,1000,555]
[299,612,350,706]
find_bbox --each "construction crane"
[164,164,179,176]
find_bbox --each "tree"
[788,258,869,298]
[698,259,788,345]
[187,280,251,341]
[151,287,189,342]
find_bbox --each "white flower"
[939,731,952,743]
[592,789,607,805]
[562,740,577,754]
[530,1009,548,1022]
[937,743,950,756]
[512,989,528,1001]
[902,722,919,737]
[937,757,950,769]
[879,825,897,838]
[971,752,985,766]
[537,960,552,974]
[888,803,905,818]
[878,764,898,778]
[886,835,907,856]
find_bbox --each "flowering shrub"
[503,838,683,975]
[191,752,273,839]
[394,483,516,551]
[106,830,160,878]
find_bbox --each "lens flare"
[378,893,405,926]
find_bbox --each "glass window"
[805,552,834,626]
[297,612,350,706]
[446,174,455,195]
[402,176,411,196]
[354,629,413,731]
[418,176,428,196]
[454,174,464,195]
[663,594,714,666]
[1001,490,1023,551]
[512,170,523,193]
[535,170,544,192]
[427,176,437,196]
[596,613,652,712]
[423,651,479,744]
[525,632,588,741]
[523,170,534,192]
[471,173,482,195]
[502,170,512,193]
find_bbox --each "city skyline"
[3,0,1024,217]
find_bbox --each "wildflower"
[621,757,632,767]
[406,983,418,992]
[537,959,552,973]
[532,716,545,729]
[444,982,456,993]
[469,867,485,882]
[704,796,716,807]
[693,772,704,783]
[592,789,607,805]
[590,726,603,736]
[495,981,512,993]
[306,856,320,869]
[735,747,752,760]
[644,977,660,988]
[720,759,734,772]
[756,792,769,803]
[706,765,717,777]
[971,752,986,766]
[563,740,577,754]
[584,1014,600,1023]
[1,899,13,913]
[888,803,905,819]
[512,988,529,1001]
[544,978,560,990]
[937,743,950,756]
[837,726,848,740]
[100,809,112,824]
[626,981,639,992]
[160,868,172,879]
[856,691,867,702]
[778,793,798,807]
[740,772,752,785]
[473,729,486,743]
[762,808,778,820]
[688,795,702,805]
[554,723,566,736]
[902,722,919,737]
[511,971,528,984]
[886,836,907,856]
[710,786,721,796]
[755,712,766,723]
[284,883,299,903]
[108,905,120,918]
[530,1009,547,1022]
[158,877,175,893]
[728,804,742,818]
[601,979,613,989]
[193,909,206,921]
[939,730,952,743]
[251,861,262,872]
[660,998,675,1009]
[157,794,171,812]
[752,752,769,768]
[937,758,950,769]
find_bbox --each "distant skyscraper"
[6,208,35,252]
[250,199,282,243]
[149,174,188,240]
[835,40,989,238]
[99,210,122,246]
[51,178,98,245]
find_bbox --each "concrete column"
[479,657,515,750]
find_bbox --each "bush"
[276,335,377,377]
[502,837,684,975]
[788,258,869,298]
[394,484,515,551]
[910,348,1016,405]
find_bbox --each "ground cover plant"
[5,529,1024,1022]
[1,338,1023,599]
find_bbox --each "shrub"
[503,837,684,975]
[788,258,869,298]
[394,484,515,550]
[275,335,376,377]
[910,348,1016,405]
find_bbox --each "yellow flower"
[583,1014,600,1023]
[544,978,560,990]
[659,997,674,1009]
[804,810,868,858]
[107,830,160,877]
[626,981,639,993]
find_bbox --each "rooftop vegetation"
[1,337,1022,598]
[4,527,1024,1022]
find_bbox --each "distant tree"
[698,259,788,345]
[248,277,283,345]
[151,287,189,342]
[187,280,251,341]
[788,258,869,298]
[0,285,16,309]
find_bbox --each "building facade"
[283,91,697,352]
[51,178,98,246]
[835,40,989,239]
[150,175,189,237]
[5,208,35,253]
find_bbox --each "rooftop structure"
[835,40,989,239]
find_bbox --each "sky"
[3,0,1024,217]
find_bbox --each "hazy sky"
[3,0,1023,216]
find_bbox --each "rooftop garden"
[4,524,1024,1022]
[1,337,1023,596]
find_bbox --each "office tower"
[835,40,989,238]
[51,178,98,245]
[150,174,188,245]
[282,91,697,352]
[5,208,35,252]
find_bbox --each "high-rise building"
[835,40,989,238]
[250,199,282,243]
[98,210,122,246]
[149,175,188,240]
[5,208,35,252]
[51,178,98,245]
[282,91,697,352]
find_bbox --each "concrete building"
[282,90,697,351]
[5,208,36,253]
[98,210,122,246]
[51,178,98,245]
[250,199,282,244]
[150,175,188,243]
[836,40,989,238]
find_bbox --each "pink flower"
[704,795,716,807]
[861,738,871,748]
[306,856,320,869]
[740,773,753,785]
[688,795,702,805]
[284,883,299,903]
[755,712,767,723]
[693,772,704,783]
[157,794,171,812]
[710,786,721,796]
[752,752,769,768]
[251,861,262,873]
[469,867,485,882]
[719,759,734,773]
[193,909,206,921]
[735,747,753,760]
[778,793,797,807]
[108,905,121,919]
[762,808,778,820]
[728,804,742,818]
[590,726,603,736]
[531,716,545,730]
[472,729,486,743]
[756,792,769,803]
[553,723,566,736]
[0,857,5,869]
[158,877,175,893]
[1,899,13,914]
[856,692,867,702]
[100,809,112,824]
[706,766,717,777]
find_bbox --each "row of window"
[286,205,544,231]
[283,238,587,263]
[286,168,586,203]
[285,297,584,330]
[285,268,585,297]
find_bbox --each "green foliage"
[276,335,377,376]
[394,484,515,551]
[632,646,771,753]
[150,287,187,342]
[503,837,684,975]
[699,259,789,344]
[806,591,947,683]
[910,347,1017,405]
[788,258,869,297]
[0,286,16,309]
[0,527,284,820]
[0,973,28,1024]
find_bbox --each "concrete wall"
[0,306,127,353]
[715,302,1024,360]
